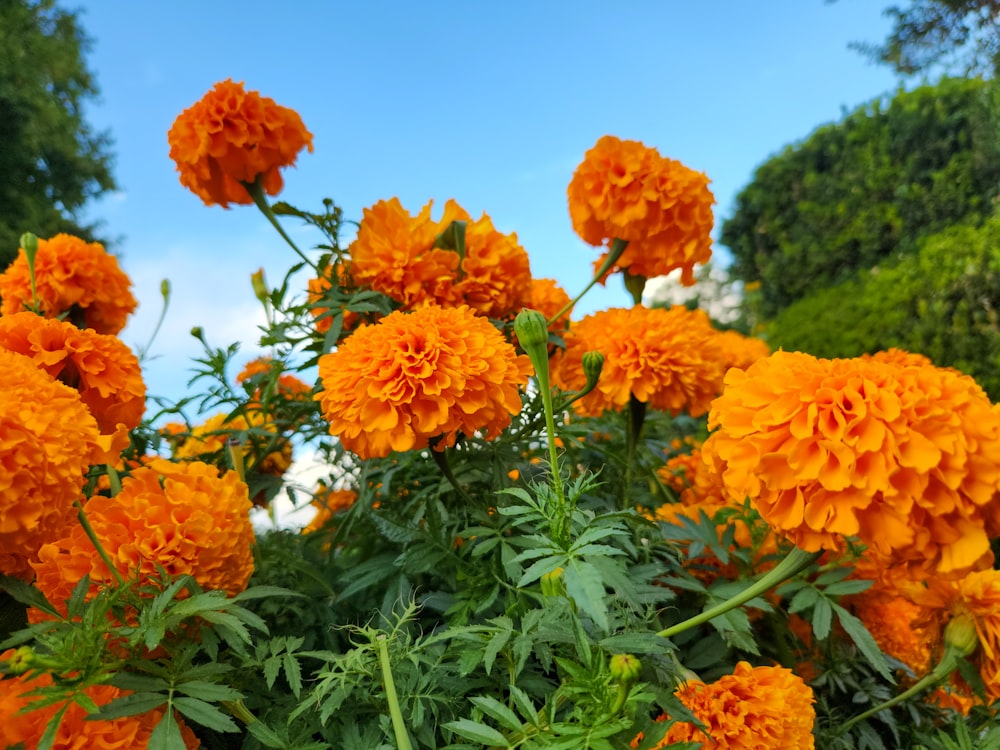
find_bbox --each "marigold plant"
[554,305,725,417]
[0,311,146,434]
[0,351,105,580]
[316,303,531,458]
[31,459,255,610]
[704,350,1000,576]
[168,79,314,207]
[0,233,137,335]
[567,135,714,285]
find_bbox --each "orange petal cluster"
[168,79,313,207]
[716,328,771,372]
[0,351,102,579]
[237,357,313,402]
[302,484,359,534]
[567,135,714,284]
[349,198,532,319]
[553,306,725,417]
[317,304,532,459]
[0,664,200,749]
[703,350,1000,576]
[0,233,137,334]
[172,411,293,479]
[644,662,815,749]
[0,311,145,434]
[32,459,255,610]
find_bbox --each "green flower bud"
[581,351,604,390]
[190,326,205,341]
[251,267,268,303]
[609,653,642,685]
[540,566,565,597]
[19,232,38,262]
[6,646,35,674]
[943,613,979,658]
[160,278,171,301]
[514,308,550,351]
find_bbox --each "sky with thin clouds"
[75,1,901,407]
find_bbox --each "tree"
[721,77,1000,318]
[0,0,115,269]
[851,1,1000,78]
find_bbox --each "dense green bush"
[766,212,1000,398]
[722,77,1000,318]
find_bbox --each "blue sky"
[76,1,900,406]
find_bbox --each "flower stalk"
[548,238,628,325]
[73,499,125,587]
[377,634,414,750]
[242,177,314,269]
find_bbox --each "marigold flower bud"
[251,268,268,303]
[943,613,979,658]
[581,351,605,391]
[190,326,205,341]
[5,646,35,674]
[514,308,550,351]
[540,566,565,597]
[609,653,642,685]
[18,232,38,263]
[160,278,171,300]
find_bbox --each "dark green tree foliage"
[0,0,115,268]
[721,77,1000,318]
[852,0,1000,78]
[766,213,1000,399]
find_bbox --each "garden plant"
[1,78,1000,750]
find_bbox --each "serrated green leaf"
[0,574,62,617]
[508,685,539,725]
[563,559,608,631]
[173,697,239,733]
[37,703,69,750]
[788,586,819,614]
[96,691,169,720]
[147,710,188,750]
[822,579,873,597]
[469,696,522,732]
[175,680,242,702]
[832,602,894,682]
[282,651,303,698]
[108,673,170,693]
[812,596,833,640]
[443,718,509,746]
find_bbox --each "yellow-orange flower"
[173,411,293,484]
[307,263,363,335]
[716,328,771,372]
[567,135,714,285]
[703,350,1000,576]
[0,350,103,580]
[237,357,312,402]
[645,662,815,749]
[32,459,255,610]
[0,311,146,434]
[168,79,313,207]
[0,662,200,749]
[0,233,137,334]
[553,306,725,417]
[302,483,358,534]
[349,198,532,319]
[317,304,532,459]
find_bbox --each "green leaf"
[443,718,510,746]
[832,602,894,682]
[96,691,169,720]
[282,651,303,698]
[37,703,70,750]
[147,710,189,750]
[564,559,609,631]
[172,697,240,733]
[469,696,522,732]
[0,574,61,618]
[108,673,170,693]
[812,597,833,640]
[175,680,242,702]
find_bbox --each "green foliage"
[722,77,1000,317]
[765,211,1000,398]
[0,0,116,268]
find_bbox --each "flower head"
[302,482,359,534]
[317,304,532,459]
[168,79,313,207]
[703,350,1000,576]
[0,233,137,334]
[648,662,815,749]
[553,306,725,417]
[0,350,104,579]
[0,311,146,434]
[32,459,255,610]
[237,357,312,403]
[716,328,771,372]
[567,135,714,285]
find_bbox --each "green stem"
[242,178,314,269]
[622,395,647,510]
[657,547,822,639]
[430,446,475,504]
[377,634,414,750]
[74,499,125,586]
[548,238,629,325]
[138,280,171,363]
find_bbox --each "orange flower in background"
[554,305,725,418]
[349,198,532,319]
[172,411,293,481]
[32,459,255,612]
[307,263,363,334]
[645,662,815,749]
[0,350,104,580]
[716,328,771,372]
[0,312,146,434]
[528,277,573,335]
[237,357,312,402]
[168,79,313,207]
[317,304,532,459]
[0,661,200,749]
[0,233,137,334]
[703,350,1000,576]
[567,135,714,285]
[302,483,359,534]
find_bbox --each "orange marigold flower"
[237,357,312,402]
[173,411,293,479]
[850,583,938,678]
[0,311,146,434]
[0,350,104,580]
[553,306,725,417]
[168,79,313,207]
[349,198,532,319]
[567,135,714,285]
[302,482,358,534]
[649,662,815,749]
[0,662,200,749]
[0,233,137,334]
[704,350,1000,576]
[33,460,254,613]
[317,304,532,459]
[307,263,363,335]
[716,328,771,372]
